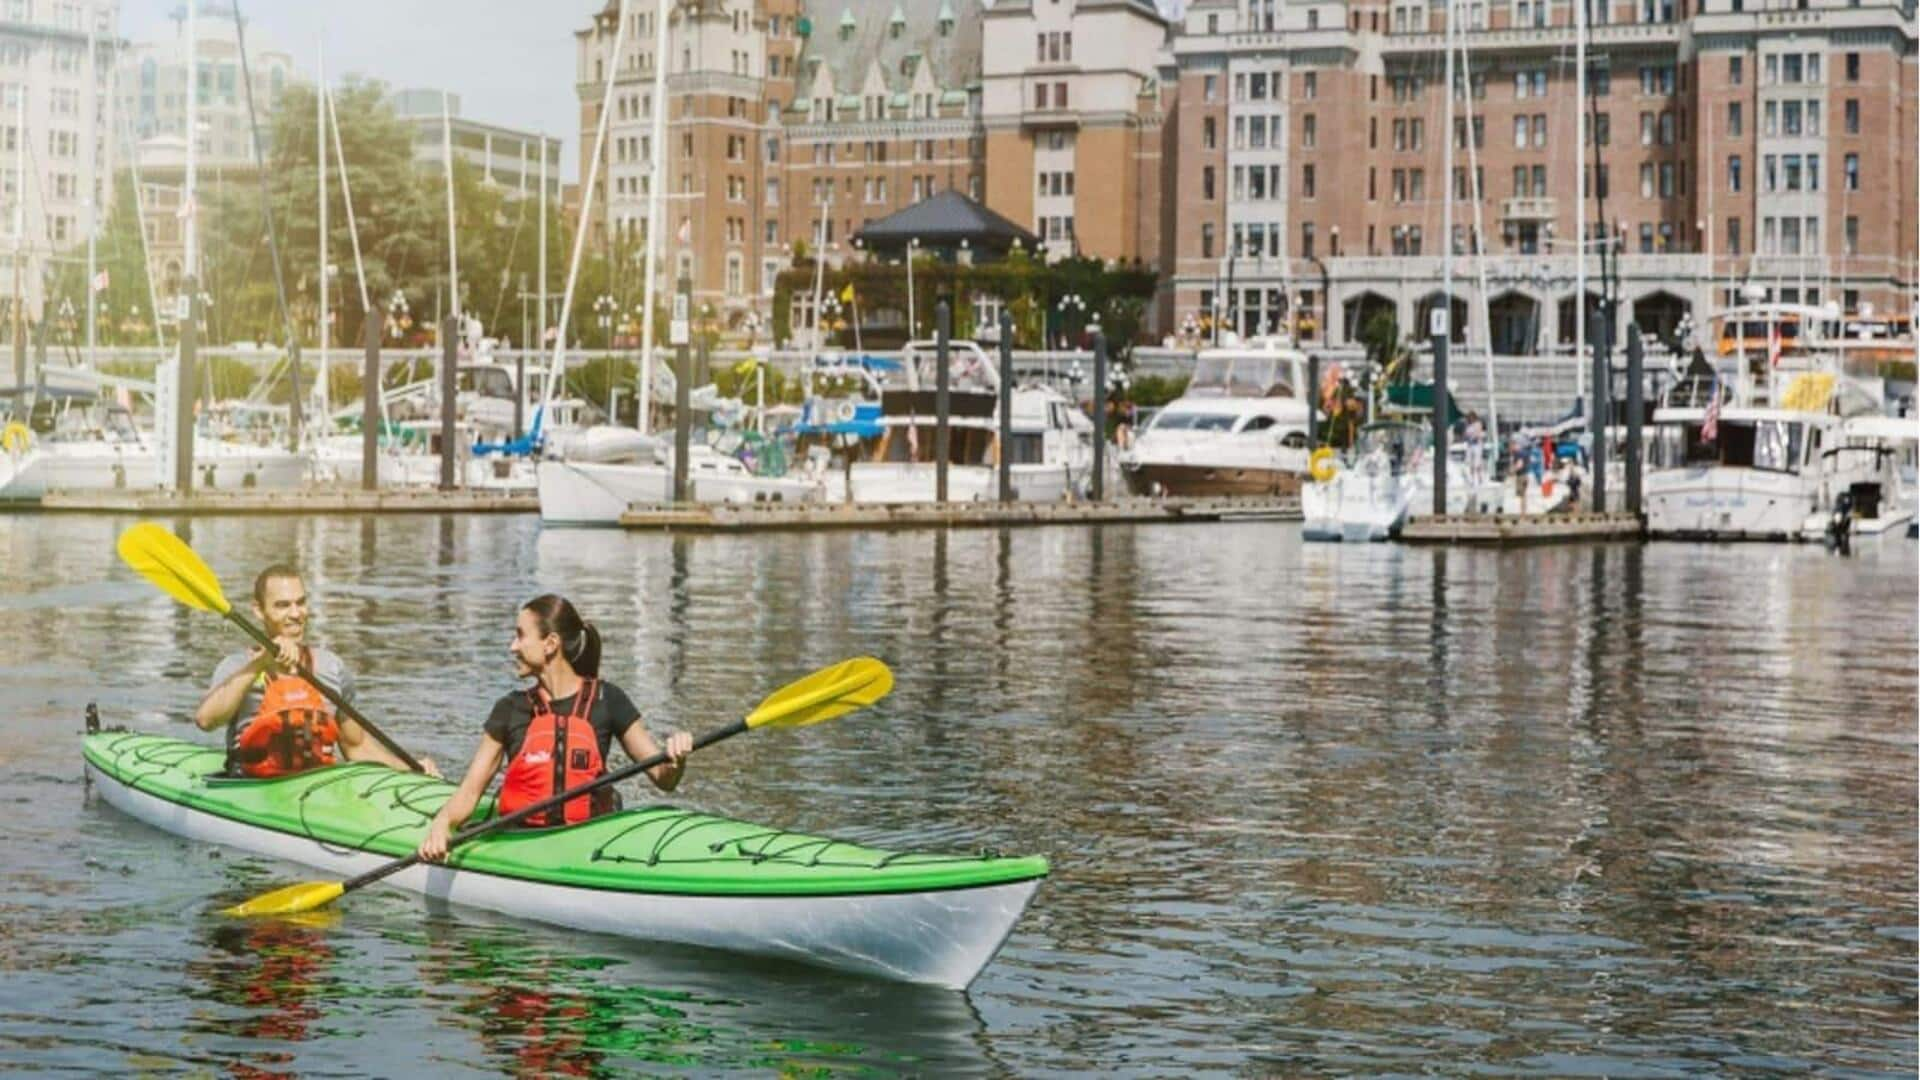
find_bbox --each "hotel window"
[1658,162,1674,198]
[1640,163,1653,198]
[1055,81,1067,108]
[1764,100,1777,136]
[1729,56,1743,85]
[1303,163,1316,198]
[1514,116,1529,149]
[1204,74,1217,102]
[1728,155,1741,193]
[1805,100,1819,136]
[1204,117,1216,149]
[1301,222,1315,259]
[1658,111,1672,144]
[1201,223,1215,258]
[1639,223,1653,253]
[1303,72,1317,99]
[1393,168,1407,202]
[1727,102,1741,137]
[1513,165,1528,197]
[1807,154,1819,191]
[1844,99,1858,134]
[1411,118,1424,150]
[1843,153,1858,191]
[1727,217,1740,255]
[1844,215,1858,255]
[1203,166,1215,200]
[1763,155,1777,192]
[1302,114,1316,148]
[1782,54,1802,83]
[1034,84,1048,109]
[1845,52,1860,81]
[1532,115,1546,148]
[1640,112,1653,145]
[1782,100,1802,135]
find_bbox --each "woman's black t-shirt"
[484,680,642,764]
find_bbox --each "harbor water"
[0,514,1913,1075]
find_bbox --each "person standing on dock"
[195,564,435,778]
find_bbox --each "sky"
[121,1,604,179]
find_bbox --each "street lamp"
[593,293,616,419]
[387,290,410,341]
[1056,292,1086,350]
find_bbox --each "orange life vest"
[229,648,340,779]
[498,679,606,827]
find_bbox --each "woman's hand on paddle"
[418,815,452,863]
[664,731,692,769]
[419,756,442,779]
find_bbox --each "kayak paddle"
[115,521,427,774]
[222,655,894,918]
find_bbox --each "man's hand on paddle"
[246,635,302,674]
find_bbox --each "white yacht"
[0,380,306,500]
[1301,419,1503,542]
[1808,414,1919,542]
[842,339,1093,503]
[1120,337,1308,497]
[1645,304,1885,541]
[537,438,821,525]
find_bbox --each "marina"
[0,0,1913,1074]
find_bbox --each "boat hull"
[1122,461,1300,497]
[538,459,822,524]
[84,736,1042,990]
[1645,468,1818,540]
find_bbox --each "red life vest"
[497,679,606,827]
[230,648,341,779]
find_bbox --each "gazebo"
[851,190,1038,263]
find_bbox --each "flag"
[1701,375,1721,442]
[676,217,690,244]
[1767,320,1782,367]
[839,283,854,303]
[90,269,107,293]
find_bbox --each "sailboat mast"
[442,92,459,323]
[537,125,547,365]
[1442,0,1455,351]
[318,45,329,424]
[84,27,96,370]
[639,0,668,435]
[1575,0,1587,409]
[543,0,632,415]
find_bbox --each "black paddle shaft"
[224,610,425,773]
[341,718,748,894]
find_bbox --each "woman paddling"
[418,595,691,862]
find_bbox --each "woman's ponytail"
[572,619,602,678]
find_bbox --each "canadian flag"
[90,269,107,293]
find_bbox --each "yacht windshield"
[1355,423,1426,460]
[1188,354,1289,397]
[1152,412,1238,431]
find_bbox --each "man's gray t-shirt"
[209,646,355,740]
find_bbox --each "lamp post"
[905,236,919,339]
[594,292,615,419]
[1056,292,1086,350]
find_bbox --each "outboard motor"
[1825,489,1854,555]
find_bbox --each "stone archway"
[1342,290,1396,344]
[1487,291,1543,356]
[1413,291,1468,345]
[1631,290,1691,349]
[1556,290,1605,347]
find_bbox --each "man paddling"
[195,564,435,777]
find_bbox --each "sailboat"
[1301,0,1501,540]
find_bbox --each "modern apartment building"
[117,4,291,298]
[579,0,1918,349]
[390,89,562,203]
[0,0,118,325]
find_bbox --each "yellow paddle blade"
[745,657,893,730]
[222,880,344,918]
[116,522,232,615]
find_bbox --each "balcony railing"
[1501,197,1556,222]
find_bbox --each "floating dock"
[28,487,538,515]
[619,496,1301,532]
[1399,511,1644,545]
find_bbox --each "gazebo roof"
[852,190,1038,250]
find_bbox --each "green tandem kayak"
[84,730,1047,989]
